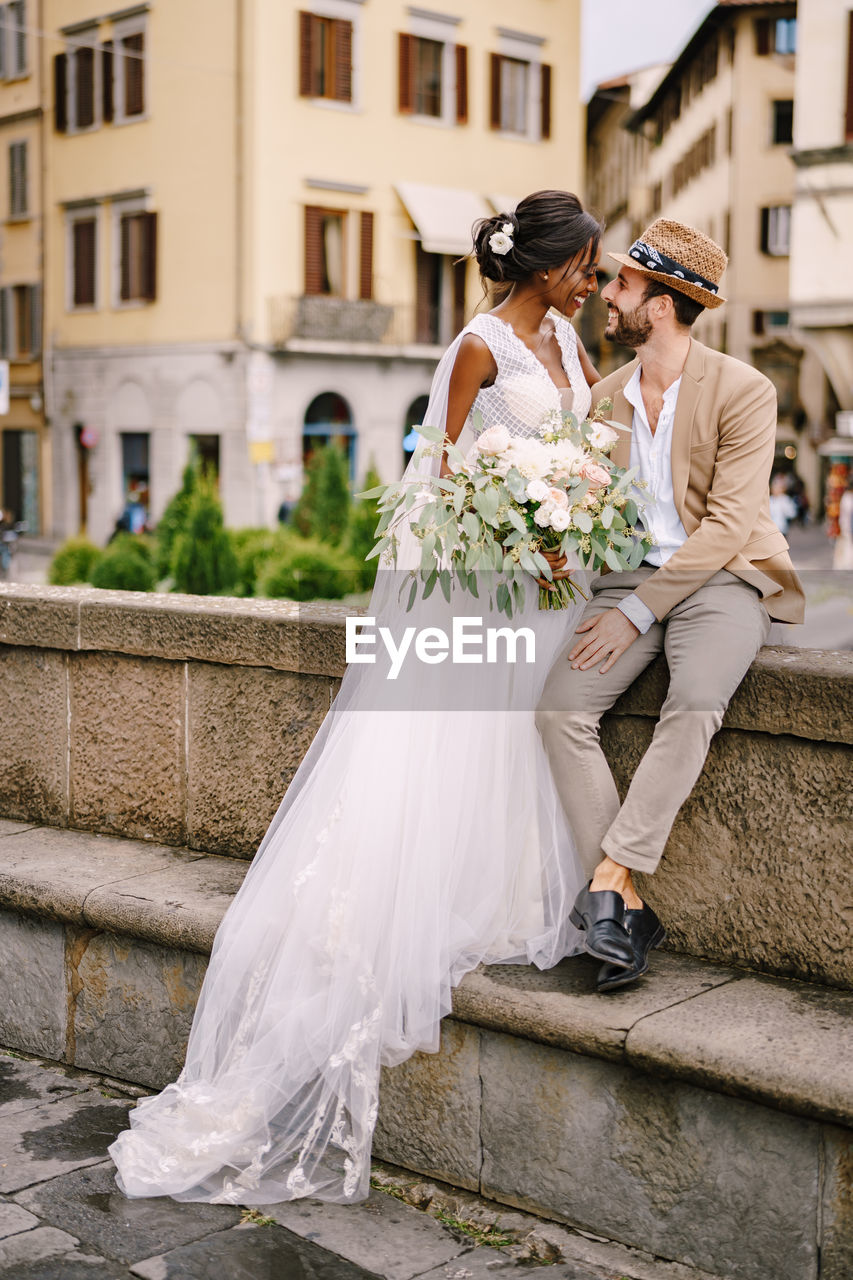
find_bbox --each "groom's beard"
[605,302,653,349]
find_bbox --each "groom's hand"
[569,609,639,673]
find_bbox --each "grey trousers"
[535,568,771,877]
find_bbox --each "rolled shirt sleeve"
[617,593,657,635]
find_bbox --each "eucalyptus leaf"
[604,546,623,572]
[573,509,593,534]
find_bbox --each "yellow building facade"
[41,0,583,542]
[0,3,46,534]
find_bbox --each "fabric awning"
[396,182,492,256]
[817,435,853,457]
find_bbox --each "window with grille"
[299,11,352,103]
[71,217,97,307]
[304,205,374,299]
[8,140,26,216]
[119,211,157,302]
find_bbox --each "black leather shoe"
[596,903,666,992]
[569,882,633,969]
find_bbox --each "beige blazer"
[592,340,805,624]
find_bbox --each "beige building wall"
[790,0,853,412]
[596,1,824,507]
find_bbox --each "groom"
[536,218,804,992]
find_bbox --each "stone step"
[0,819,850,1280]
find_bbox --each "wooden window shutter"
[455,44,468,123]
[120,215,131,300]
[142,211,157,301]
[299,11,314,97]
[755,18,771,56]
[415,243,433,343]
[489,53,502,129]
[359,211,374,300]
[102,41,114,123]
[29,284,41,357]
[398,33,414,113]
[54,53,68,132]
[759,206,770,254]
[452,259,466,335]
[0,288,9,358]
[540,63,552,139]
[73,219,96,306]
[846,12,853,140]
[304,205,325,295]
[333,19,352,103]
[76,46,95,129]
[123,32,145,116]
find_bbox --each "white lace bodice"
[464,312,592,439]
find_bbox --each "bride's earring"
[542,272,549,282]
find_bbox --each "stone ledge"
[1,585,849,742]
[1,821,850,1132]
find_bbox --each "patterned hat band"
[628,239,720,296]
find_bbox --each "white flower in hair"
[489,228,513,255]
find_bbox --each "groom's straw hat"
[609,218,728,309]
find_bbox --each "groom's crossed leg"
[536,568,771,882]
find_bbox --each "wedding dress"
[109,312,592,1205]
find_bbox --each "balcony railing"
[268,295,452,349]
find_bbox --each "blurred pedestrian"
[833,476,853,570]
[769,473,797,534]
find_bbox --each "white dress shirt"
[616,365,689,634]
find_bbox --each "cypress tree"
[171,475,238,596]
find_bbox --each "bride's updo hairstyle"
[472,190,602,286]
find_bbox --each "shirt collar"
[623,365,683,418]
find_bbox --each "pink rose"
[579,460,611,489]
[548,487,569,509]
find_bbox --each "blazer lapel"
[670,340,705,518]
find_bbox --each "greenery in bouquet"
[363,398,653,618]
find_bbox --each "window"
[772,99,793,145]
[490,53,551,140]
[8,140,26,216]
[118,210,157,303]
[760,205,791,256]
[756,16,796,56]
[71,215,97,307]
[303,393,356,477]
[0,1,27,79]
[55,35,115,132]
[398,33,467,123]
[0,283,40,358]
[415,245,465,345]
[298,11,352,103]
[303,205,373,299]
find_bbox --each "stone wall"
[1,583,851,986]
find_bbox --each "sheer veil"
[109,321,586,1206]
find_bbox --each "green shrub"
[48,536,101,585]
[258,539,363,602]
[90,535,156,592]
[345,463,383,590]
[229,526,300,597]
[293,443,351,545]
[154,460,198,579]
[171,476,239,596]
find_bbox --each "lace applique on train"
[465,313,592,439]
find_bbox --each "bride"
[110,190,603,1205]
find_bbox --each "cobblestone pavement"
[0,1049,726,1280]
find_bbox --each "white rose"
[526,479,551,502]
[489,231,513,255]
[588,421,620,450]
[550,508,571,532]
[476,424,512,456]
[534,505,554,528]
[507,438,552,480]
[550,439,586,478]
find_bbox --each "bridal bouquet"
[362,399,652,618]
